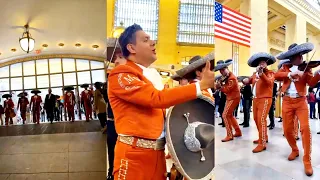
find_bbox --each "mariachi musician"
[80,83,93,122]
[242,52,276,153]
[30,89,42,124]
[3,94,15,125]
[64,86,76,122]
[108,24,216,180]
[215,59,242,142]
[275,42,320,176]
[17,92,29,124]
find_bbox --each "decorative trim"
[0,54,105,67]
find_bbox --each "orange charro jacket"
[220,72,240,100]
[248,69,275,98]
[189,79,215,101]
[275,64,320,96]
[108,60,199,140]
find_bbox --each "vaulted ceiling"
[0,0,106,63]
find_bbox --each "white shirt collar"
[135,63,164,91]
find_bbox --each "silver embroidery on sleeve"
[183,113,206,162]
[117,73,142,91]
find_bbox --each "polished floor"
[0,131,106,180]
[215,113,320,180]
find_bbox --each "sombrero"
[174,52,215,80]
[171,74,182,81]
[166,95,215,180]
[80,83,90,88]
[63,86,74,91]
[214,59,233,72]
[18,92,28,97]
[94,82,103,87]
[278,59,291,69]
[237,76,250,82]
[106,38,122,62]
[31,89,41,94]
[248,52,276,67]
[55,95,61,99]
[276,43,314,60]
[2,94,12,98]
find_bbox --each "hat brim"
[214,62,233,72]
[2,94,12,98]
[166,95,215,180]
[63,86,74,91]
[171,74,182,81]
[18,92,28,97]
[175,52,215,80]
[80,84,90,88]
[276,43,314,60]
[31,90,41,94]
[277,59,291,69]
[248,53,276,67]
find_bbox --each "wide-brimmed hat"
[94,82,103,87]
[276,43,314,60]
[171,74,182,81]
[174,52,215,80]
[63,86,74,91]
[106,38,122,62]
[80,83,90,88]
[237,76,250,82]
[31,89,41,94]
[277,59,291,69]
[214,59,233,72]
[248,52,276,67]
[2,94,12,98]
[18,92,28,97]
[166,96,215,180]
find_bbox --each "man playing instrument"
[17,92,29,124]
[108,24,215,180]
[215,59,242,142]
[275,42,320,176]
[243,52,276,153]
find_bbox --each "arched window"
[114,0,159,40]
[177,0,215,45]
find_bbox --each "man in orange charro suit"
[30,90,42,124]
[80,84,93,121]
[275,42,320,176]
[108,24,215,180]
[17,92,29,124]
[64,86,76,122]
[215,59,242,142]
[243,52,276,153]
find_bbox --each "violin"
[166,164,184,180]
[297,61,320,71]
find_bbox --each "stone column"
[285,15,306,59]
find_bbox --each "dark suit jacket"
[45,94,56,112]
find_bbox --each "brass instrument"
[216,74,229,88]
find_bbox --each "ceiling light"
[11,48,17,52]
[42,44,48,49]
[159,71,170,76]
[19,24,35,53]
[58,43,64,48]
[92,45,99,50]
[75,43,81,48]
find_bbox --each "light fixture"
[159,71,170,76]
[58,43,64,48]
[42,44,48,49]
[19,24,35,53]
[92,45,99,50]
[75,43,81,48]
[11,48,17,52]
[111,22,125,38]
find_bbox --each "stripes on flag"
[215,2,251,47]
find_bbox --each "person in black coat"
[218,90,226,127]
[240,83,252,127]
[267,82,277,130]
[44,88,56,123]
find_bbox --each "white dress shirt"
[192,79,213,96]
[252,72,259,97]
[287,65,299,94]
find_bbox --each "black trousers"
[218,103,225,125]
[268,98,276,126]
[233,104,239,117]
[310,102,316,118]
[243,98,252,126]
[317,101,320,118]
[46,109,54,123]
[106,120,118,176]
[97,112,107,128]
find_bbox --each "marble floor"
[0,132,106,180]
[215,114,320,180]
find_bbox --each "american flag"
[215,2,251,47]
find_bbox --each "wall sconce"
[159,71,170,76]
[19,24,35,53]
[75,43,81,48]
[58,43,64,48]
[92,45,99,50]
[11,48,17,52]
[42,44,48,49]
[112,22,125,38]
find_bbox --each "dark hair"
[119,24,143,58]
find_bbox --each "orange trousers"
[282,116,299,138]
[253,98,272,146]
[282,96,311,165]
[113,140,166,180]
[223,98,241,138]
